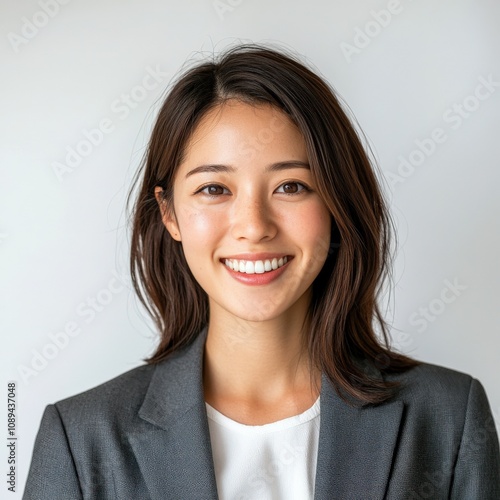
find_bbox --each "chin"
[230,303,288,324]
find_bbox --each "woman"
[24,44,500,499]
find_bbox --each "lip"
[220,253,292,261]
[221,255,293,286]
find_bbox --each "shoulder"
[388,361,477,407]
[52,362,157,428]
[48,329,208,433]
[385,362,494,428]
[392,361,474,400]
[382,361,500,492]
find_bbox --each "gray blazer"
[23,325,500,499]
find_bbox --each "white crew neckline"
[205,395,320,433]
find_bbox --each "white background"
[1,0,499,496]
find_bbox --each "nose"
[230,192,278,242]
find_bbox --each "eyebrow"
[185,161,310,179]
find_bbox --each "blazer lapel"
[314,371,404,500]
[127,326,219,500]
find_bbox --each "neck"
[202,292,320,407]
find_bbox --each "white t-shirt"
[205,396,320,500]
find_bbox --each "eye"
[195,184,229,198]
[276,181,310,195]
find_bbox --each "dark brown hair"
[128,43,418,405]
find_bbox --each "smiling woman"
[23,44,500,500]
[154,100,331,332]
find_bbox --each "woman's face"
[156,100,331,324]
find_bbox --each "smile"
[222,256,291,275]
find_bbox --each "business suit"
[23,325,500,499]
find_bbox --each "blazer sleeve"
[23,404,83,500]
[450,378,500,499]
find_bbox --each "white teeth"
[254,261,265,273]
[224,256,289,275]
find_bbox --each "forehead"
[178,100,307,169]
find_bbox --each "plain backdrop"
[1,0,499,496]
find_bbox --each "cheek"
[289,204,331,262]
[176,208,226,287]
[286,203,331,239]
[178,207,225,246]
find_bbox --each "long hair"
[127,43,419,405]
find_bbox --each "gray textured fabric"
[23,325,500,499]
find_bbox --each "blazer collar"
[137,325,210,429]
[127,325,403,500]
[127,325,219,499]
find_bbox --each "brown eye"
[196,184,229,197]
[282,183,298,193]
[277,182,309,195]
[206,185,224,195]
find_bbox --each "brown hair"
[127,43,418,405]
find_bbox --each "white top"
[205,397,321,500]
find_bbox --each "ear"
[154,186,182,242]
